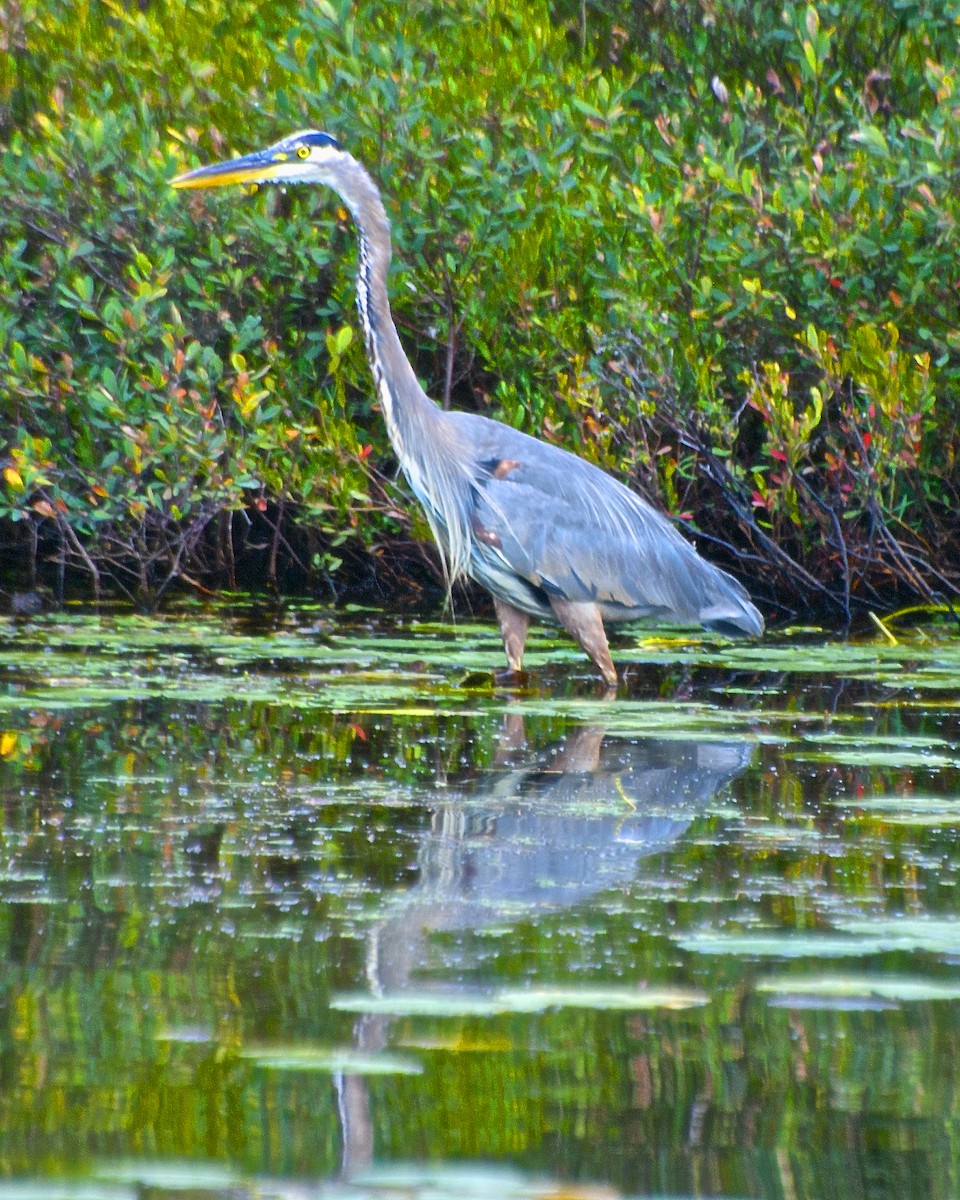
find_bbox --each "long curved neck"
[335,156,440,458]
[333,154,475,584]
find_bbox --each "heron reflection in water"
[365,717,753,987]
[172,132,763,685]
[334,716,753,1175]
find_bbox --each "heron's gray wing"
[453,414,760,629]
[474,465,709,620]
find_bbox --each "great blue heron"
[172,130,763,685]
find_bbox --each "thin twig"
[52,509,101,599]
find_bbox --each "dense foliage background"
[2,0,959,619]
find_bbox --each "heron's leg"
[548,597,618,688]
[493,596,531,673]
[550,725,605,772]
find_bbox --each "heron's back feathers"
[442,413,763,637]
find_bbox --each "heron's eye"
[297,146,311,160]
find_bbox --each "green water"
[0,604,958,1200]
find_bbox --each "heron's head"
[171,129,343,192]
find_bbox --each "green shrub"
[1,0,958,613]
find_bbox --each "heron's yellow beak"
[171,147,290,190]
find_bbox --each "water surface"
[0,604,958,1199]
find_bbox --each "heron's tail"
[699,590,765,637]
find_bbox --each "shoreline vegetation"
[2,0,959,625]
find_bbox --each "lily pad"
[236,1044,422,1075]
[676,931,900,958]
[331,992,510,1018]
[332,985,707,1015]
[830,795,960,825]
[153,1026,218,1044]
[792,747,960,768]
[835,917,960,956]
[493,984,708,1012]
[94,1160,239,1189]
[0,1187,135,1200]
[757,974,960,1003]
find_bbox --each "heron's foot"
[493,666,530,687]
